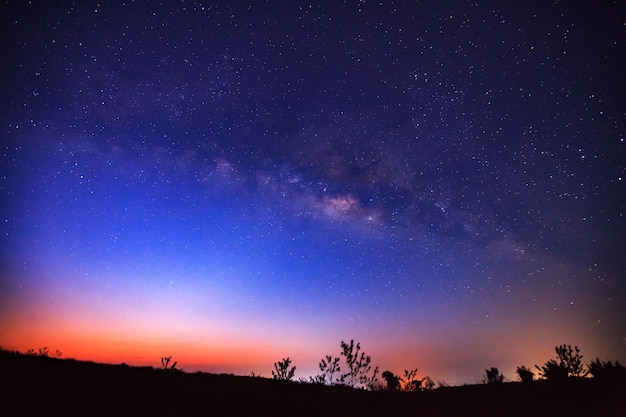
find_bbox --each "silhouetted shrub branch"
[339,340,379,389]
[160,355,183,372]
[318,355,341,385]
[272,357,296,381]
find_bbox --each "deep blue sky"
[1,1,625,384]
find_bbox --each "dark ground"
[1,350,624,416]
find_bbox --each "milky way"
[1,1,624,384]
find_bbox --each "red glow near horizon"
[3,290,621,386]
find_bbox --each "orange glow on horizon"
[3,282,622,384]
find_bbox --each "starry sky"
[1,1,625,385]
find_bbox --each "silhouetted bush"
[339,340,379,389]
[318,355,341,385]
[399,368,434,391]
[307,374,326,385]
[160,355,182,372]
[23,346,62,357]
[382,370,401,391]
[483,367,504,384]
[588,358,626,381]
[555,344,587,377]
[422,375,435,390]
[536,359,569,381]
[536,344,588,380]
[516,366,534,382]
[272,357,296,381]
[402,368,420,391]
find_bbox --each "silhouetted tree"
[483,367,504,384]
[318,355,341,385]
[555,344,588,377]
[536,359,568,381]
[272,357,296,381]
[381,371,401,391]
[516,366,534,382]
[587,358,626,381]
[38,346,50,357]
[339,340,379,389]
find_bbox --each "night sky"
[1,1,625,385]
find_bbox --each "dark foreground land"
[1,350,624,417]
